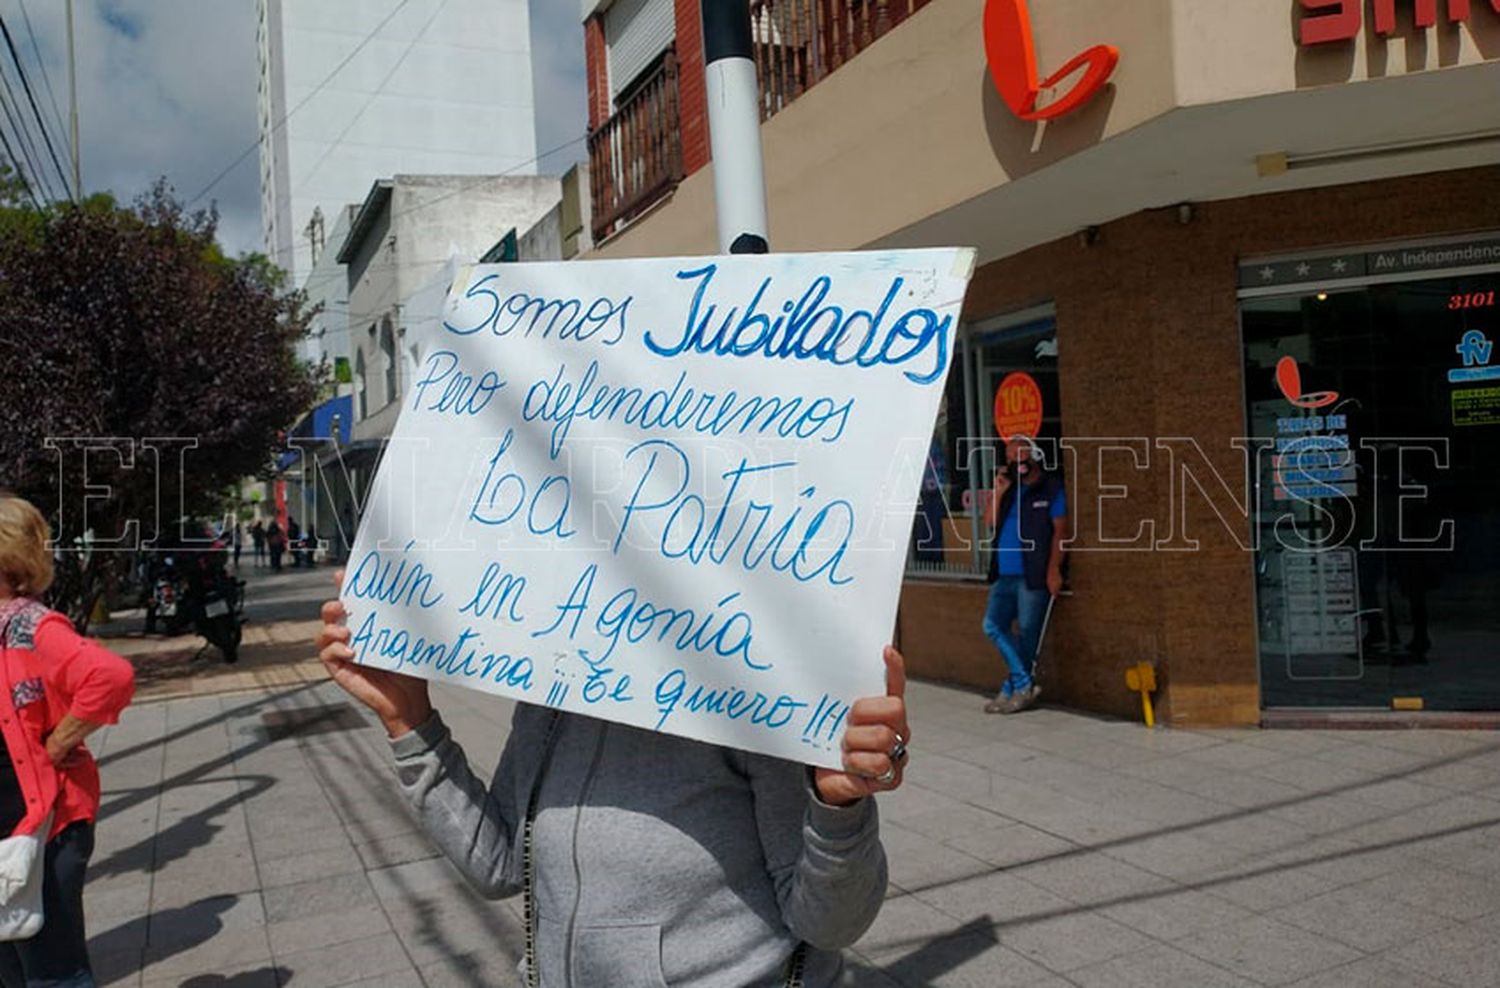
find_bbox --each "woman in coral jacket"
[0,496,135,988]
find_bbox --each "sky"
[4,0,586,259]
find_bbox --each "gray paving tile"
[352,833,441,870]
[367,856,474,902]
[857,892,978,956]
[998,911,1153,972]
[138,927,274,982]
[1287,955,1457,988]
[1360,863,1500,921]
[266,901,392,957]
[389,898,524,965]
[1009,851,1172,906]
[1099,830,1246,884]
[149,855,263,911]
[881,825,995,894]
[272,932,418,988]
[1098,887,1254,942]
[263,872,381,925]
[1176,915,1362,986]
[1069,942,1259,988]
[1386,923,1500,988]
[1184,742,1292,772]
[1199,865,1340,912]
[257,841,366,888]
[1277,883,1455,951]
[246,820,355,861]
[869,936,1050,988]
[886,799,1016,843]
[942,822,1077,870]
[909,868,1073,929]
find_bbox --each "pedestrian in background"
[982,436,1068,714]
[250,521,266,568]
[286,517,302,569]
[266,521,285,573]
[232,522,244,569]
[0,495,136,987]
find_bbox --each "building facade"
[256,0,538,289]
[581,0,1500,725]
[331,174,562,532]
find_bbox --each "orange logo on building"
[994,371,1045,438]
[1275,356,1340,409]
[983,0,1120,121]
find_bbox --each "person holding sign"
[317,584,908,988]
[982,437,1068,714]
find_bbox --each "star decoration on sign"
[1260,266,1276,281]
[1331,259,1348,273]
[1296,263,1312,276]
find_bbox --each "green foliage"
[0,178,321,625]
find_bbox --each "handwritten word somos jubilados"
[644,264,953,385]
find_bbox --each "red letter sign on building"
[1299,0,1500,44]
[984,0,1119,121]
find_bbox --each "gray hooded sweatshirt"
[390,703,888,987]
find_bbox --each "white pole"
[66,0,80,196]
[701,1,768,254]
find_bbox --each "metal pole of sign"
[700,0,769,254]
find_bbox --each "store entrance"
[1243,269,1500,710]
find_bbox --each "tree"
[0,177,321,628]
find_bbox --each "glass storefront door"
[1243,270,1500,709]
[905,313,1061,579]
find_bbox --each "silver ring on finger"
[875,764,897,785]
[888,732,908,765]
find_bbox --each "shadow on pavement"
[91,776,274,880]
[181,969,290,988]
[90,894,247,979]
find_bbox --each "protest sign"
[340,249,975,768]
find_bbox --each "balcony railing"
[750,0,932,120]
[589,51,683,243]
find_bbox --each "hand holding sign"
[814,646,910,805]
[319,572,431,738]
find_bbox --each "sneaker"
[983,691,1014,714]
[1008,684,1042,713]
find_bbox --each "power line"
[188,0,415,207]
[0,112,40,207]
[0,60,54,201]
[13,0,69,170]
[0,12,70,199]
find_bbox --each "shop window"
[1243,267,1500,711]
[906,310,1061,580]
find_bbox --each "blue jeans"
[983,576,1051,694]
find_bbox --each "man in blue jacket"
[983,436,1068,714]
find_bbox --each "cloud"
[529,0,588,175]
[14,0,262,255]
[11,0,588,259]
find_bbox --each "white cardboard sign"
[341,249,974,768]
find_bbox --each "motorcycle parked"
[142,530,246,663]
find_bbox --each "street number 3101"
[1450,291,1496,310]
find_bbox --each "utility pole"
[700,0,768,254]
[65,0,80,196]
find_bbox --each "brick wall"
[584,15,609,130]
[899,165,1500,726]
[673,0,710,175]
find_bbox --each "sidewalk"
[84,576,1500,986]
